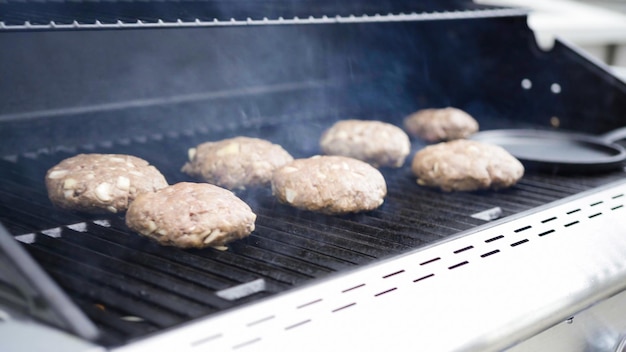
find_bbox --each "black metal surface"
[2,14,626,157]
[0,0,498,26]
[1,119,626,346]
[470,128,626,173]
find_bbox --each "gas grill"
[1,1,626,351]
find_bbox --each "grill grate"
[1,123,625,346]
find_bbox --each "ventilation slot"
[538,229,555,237]
[297,299,322,309]
[233,338,261,350]
[383,270,405,279]
[332,303,356,313]
[285,319,311,330]
[480,250,500,258]
[510,239,529,247]
[485,235,503,243]
[448,261,469,270]
[191,334,222,348]
[453,246,474,254]
[374,288,397,297]
[420,258,440,266]
[341,284,365,293]
[413,273,435,282]
[247,316,275,327]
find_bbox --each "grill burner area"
[1,118,624,347]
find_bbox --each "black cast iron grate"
[1,117,625,346]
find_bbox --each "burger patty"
[404,107,479,142]
[126,182,256,248]
[320,119,410,168]
[411,140,524,192]
[271,155,387,214]
[182,137,293,190]
[46,153,168,214]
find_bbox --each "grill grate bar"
[254,213,396,258]
[252,223,371,265]
[383,171,530,215]
[99,218,307,287]
[71,296,154,345]
[0,178,55,208]
[0,202,78,233]
[26,246,187,328]
[30,232,227,313]
[384,187,493,225]
[85,220,288,291]
[521,173,608,190]
[82,225,238,291]
[244,232,359,270]
[226,240,335,279]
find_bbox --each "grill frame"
[1,3,626,350]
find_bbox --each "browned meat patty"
[126,182,256,248]
[404,107,479,142]
[45,154,168,214]
[271,155,387,214]
[319,119,410,168]
[182,137,293,190]
[411,140,524,192]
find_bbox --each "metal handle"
[615,335,626,352]
[600,126,626,144]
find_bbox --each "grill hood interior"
[1,1,625,157]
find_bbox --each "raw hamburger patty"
[411,140,524,192]
[126,182,256,248]
[319,119,410,168]
[272,155,387,214]
[45,154,168,214]
[404,107,479,142]
[182,137,293,190]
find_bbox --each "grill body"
[1,2,626,351]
